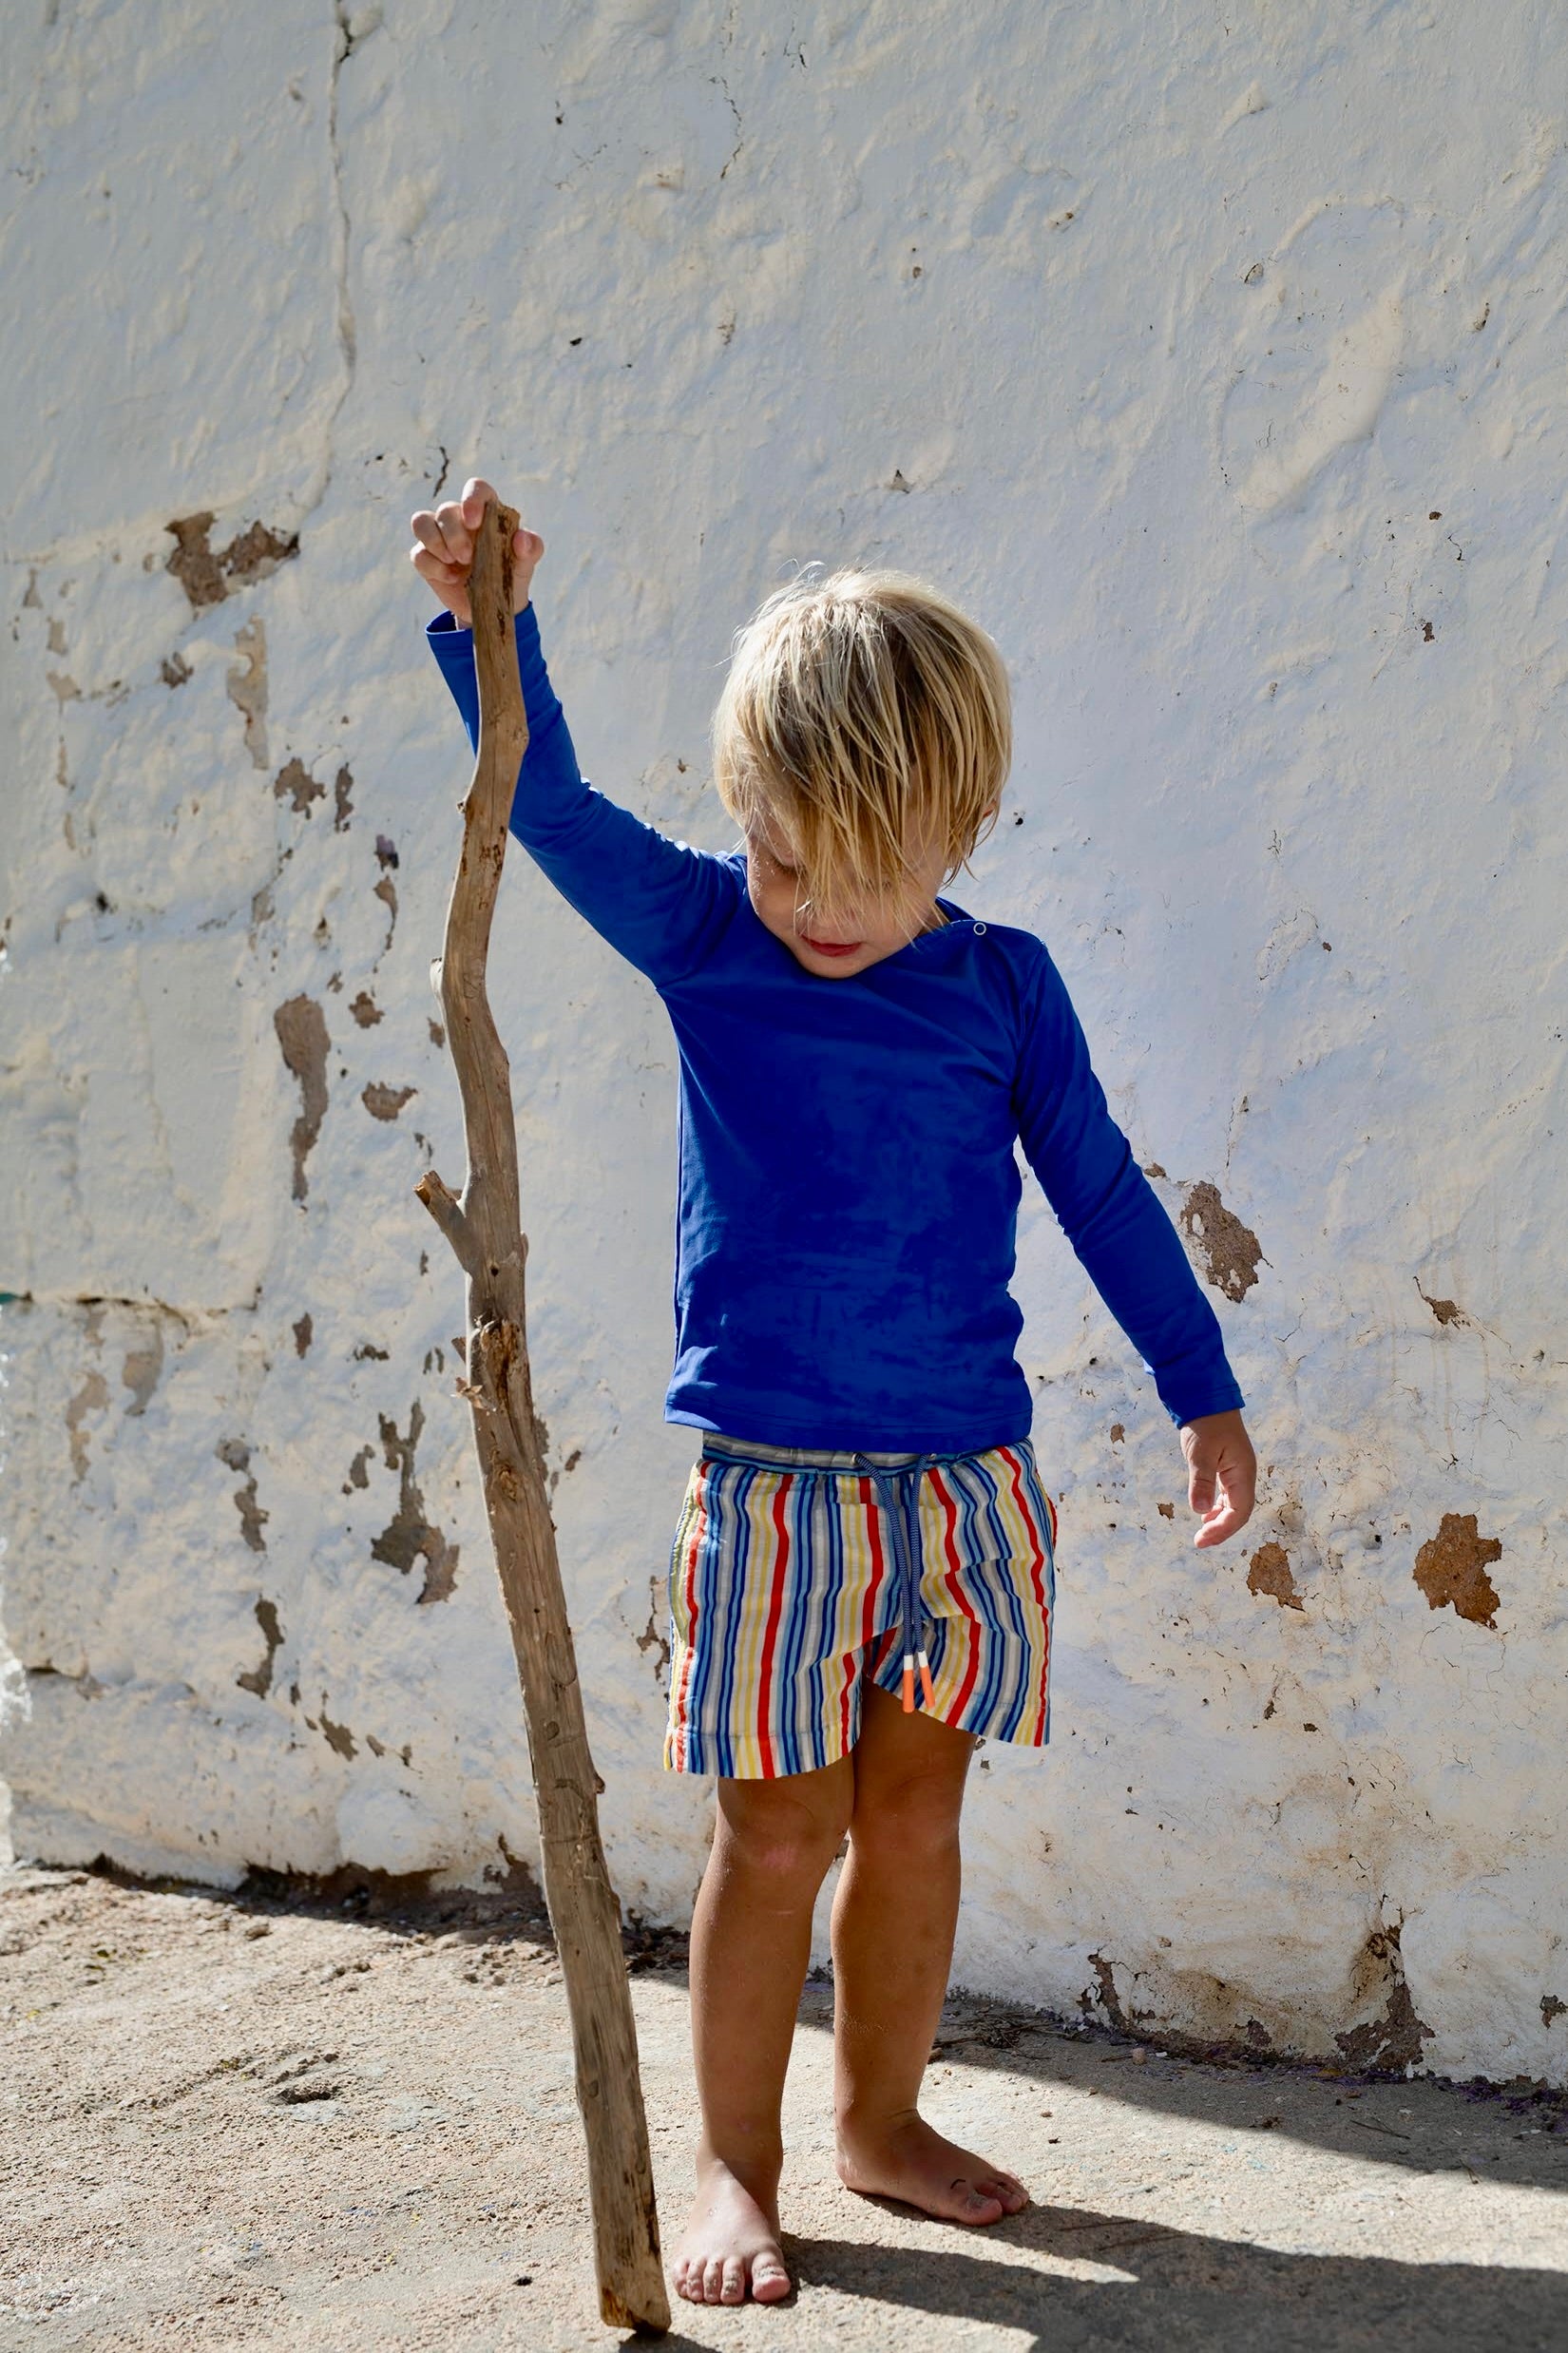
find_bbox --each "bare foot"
[671,2156,793,2305]
[836,2111,1030,2225]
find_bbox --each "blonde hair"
[712,565,1011,933]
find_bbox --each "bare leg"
[832,1682,1029,2223]
[673,1759,853,2305]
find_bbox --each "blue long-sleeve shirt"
[427,604,1245,1452]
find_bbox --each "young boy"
[411,478,1256,2309]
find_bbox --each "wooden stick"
[415,500,670,2336]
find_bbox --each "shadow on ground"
[786,2215,1568,2351]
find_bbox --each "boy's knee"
[849,1772,964,1865]
[717,1780,852,1884]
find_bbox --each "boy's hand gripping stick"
[415,497,670,2336]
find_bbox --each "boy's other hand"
[409,475,543,628]
[1180,1409,1256,1548]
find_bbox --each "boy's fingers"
[410,545,464,588]
[460,474,499,528]
[1194,1497,1248,1547]
[409,509,451,561]
[433,498,471,564]
[1192,1452,1256,1548]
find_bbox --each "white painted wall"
[2,0,1564,2086]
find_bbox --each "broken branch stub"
[414,498,669,2336]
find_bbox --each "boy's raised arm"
[1012,946,1246,1432]
[412,479,737,990]
[427,605,737,990]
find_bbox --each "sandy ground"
[3,1848,1567,2353]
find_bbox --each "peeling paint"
[1413,1513,1502,1630]
[1417,1281,1469,1328]
[120,1324,164,1417]
[273,994,330,1202]
[236,1597,285,1698]
[1247,1540,1305,1612]
[293,1314,314,1358]
[65,1368,110,1483]
[370,1403,459,1605]
[349,991,382,1027]
[361,1081,416,1120]
[226,615,269,768]
[1179,1181,1263,1301]
[372,873,397,955]
[163,511,300,610]
[316,1701,357,1760]
[635,1576,671,1683]
[334,764,354,831]
[273,756,326,815]
[217,1438,270,1554]
[1334,1927,1433,2074]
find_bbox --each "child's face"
[744,802,952,978]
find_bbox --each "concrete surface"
[3,1859,1566,2350]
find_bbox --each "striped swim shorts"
[662,1428,1058,1779]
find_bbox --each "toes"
[753,2255,792,2304]
[955,2178,1005,2220]
[720,2257,746,2305]
[701,2256,726,2304]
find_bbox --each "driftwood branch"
[415,504,669,2335]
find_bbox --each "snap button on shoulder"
[973,921,987,936]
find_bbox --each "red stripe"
[755,1473,794,1777]
[1001,1446,1051,1731]
[673,1467,708,1771]
[931,1467,984,1723]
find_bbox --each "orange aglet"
[901,1657,915,1712]
[918,1653,935,1709]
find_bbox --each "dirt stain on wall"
[1413,1512,1502,1629]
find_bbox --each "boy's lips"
[802,936,861,957]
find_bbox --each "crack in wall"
[310,1,361,520]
